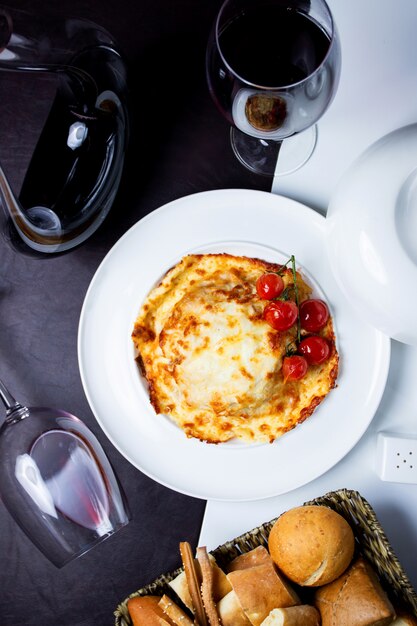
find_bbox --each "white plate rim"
[78,188,390,502]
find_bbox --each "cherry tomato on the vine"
[298,335,330,365]
[263,300,298,331]
[282,355,308,382]
[299,299,329,332]
[256,273,284,300]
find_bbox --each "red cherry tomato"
[298,335,330,365]
[282,355,308,382]
[256,273,284,300]
[263,300,298,331]
[299,299,329,332]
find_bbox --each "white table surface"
[199,0,417,591]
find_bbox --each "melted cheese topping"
[132,254,338,443]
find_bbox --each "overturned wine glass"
[0,379,130,567]
[0,5,129,254]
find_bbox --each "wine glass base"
[230,126,317,177]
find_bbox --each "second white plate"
[78,189,390,501]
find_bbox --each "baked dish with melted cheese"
[131,253,338,443]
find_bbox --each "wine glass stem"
[0,379,29,423]
[0,379,16,410]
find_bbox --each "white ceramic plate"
[78,189,390,501]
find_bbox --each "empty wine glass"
[0,379,130,567]
[206,0,341,176]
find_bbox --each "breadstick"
[197,547,221,626]
[179,542,208,626]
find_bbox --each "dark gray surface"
[0,1,271,624]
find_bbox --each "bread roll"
[268,505,355,586]
[227,559,300,626]
[127,596,175,626]
[314,557,396,626]
[260,605,321,626]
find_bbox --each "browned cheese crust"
[131,254,338,443]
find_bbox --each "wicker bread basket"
[114,489,417,625]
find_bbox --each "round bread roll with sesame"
[268,505,355,586]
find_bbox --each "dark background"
[0,1,270,625]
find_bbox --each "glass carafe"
[0,5,129,253]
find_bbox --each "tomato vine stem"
[290,255,301,344]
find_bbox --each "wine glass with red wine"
[206,0,341,176]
